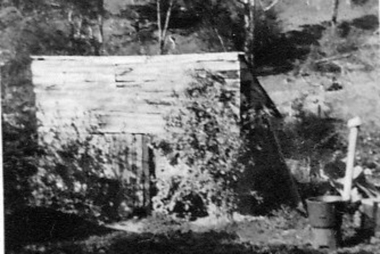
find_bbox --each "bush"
[2,109,38,213]
[356,130,380,169]
[151,72,251,219]
[279,94,346,180]
[28,118,135,223]
[269,205,309,230]
[2,56,38,213]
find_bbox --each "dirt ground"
[103,211,380,254]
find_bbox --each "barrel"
[306,195,345,249]
[360,198,380,237]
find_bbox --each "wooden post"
[142,134,151,214]
[342,117,362,201]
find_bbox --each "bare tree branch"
[162,0,174,43]
[314,53,352,64]
[157,0,174,54]
[213,27,227,52]
[237,0,248,5]
[157,0,162,49]
[95,0,104,55]
[68,9,73,23]
[259,0,280,11]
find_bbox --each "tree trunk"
[157,0,162,53]
[95,0,104,56]
[332,0,340,26]
[157,0,174,54]
[243,0,257,67]
[213,27,226,52]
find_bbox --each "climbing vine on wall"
[152,72,253,218]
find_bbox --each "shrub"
[2,108,38,213]
[28,117,135,223]
[269,205,309,230]
[2,56,38,213]
[151,72,251,218]
[356,130,380,169]
[279,94,346,179]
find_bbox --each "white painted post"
[342,117,362,201]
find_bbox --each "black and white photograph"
[1,0,379,253]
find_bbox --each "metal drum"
[306,195,345,249]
